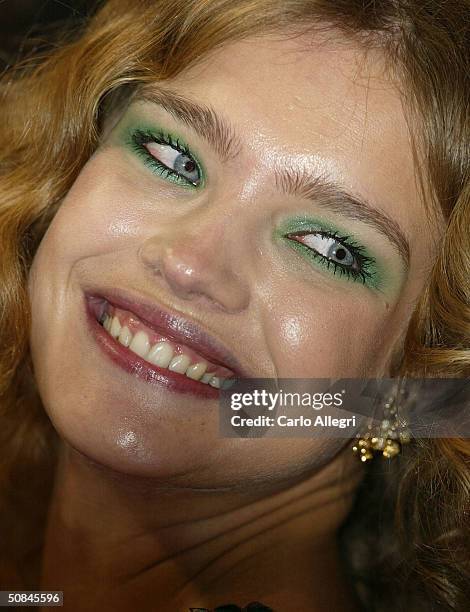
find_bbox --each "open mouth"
[85,292,238,395]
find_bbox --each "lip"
[83,286,250,396]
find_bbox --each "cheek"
[27,158,142,410]
[28,156,147,348]
[38,158,142,263]
[263,285,403,377]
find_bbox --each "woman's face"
[28,34,441,485]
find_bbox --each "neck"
[40,443,364,611]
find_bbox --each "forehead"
[162,34,435,243]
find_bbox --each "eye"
[145,142,200,184]
[285,229,376,285]
[130,128,202,187]
[290,232,356,266]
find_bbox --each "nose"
[137,217,250,313]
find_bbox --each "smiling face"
[28,33,442,486]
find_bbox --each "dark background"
[0,0,97,69]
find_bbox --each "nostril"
[138,235,250,313]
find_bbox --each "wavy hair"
[0,0,469,607]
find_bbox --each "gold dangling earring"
[352,380,412,462]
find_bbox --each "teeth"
[208,376,221,389]
[100,313,231,386]
[103,314,112,332]
[201,373,216,384]
[168,354,191,374]
[118,325,132,347]
[110,316,122,338]
[147,342,174,368]
[185,362,208,381]
[129,330,150,358]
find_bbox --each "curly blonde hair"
[0,0,468,607]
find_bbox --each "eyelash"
[285,229,377,285]
[129,128,201,187]
[127,129,377,287]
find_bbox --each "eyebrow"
[139,86,242,161]
[274,168,411,269]
[138,87,411,269]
